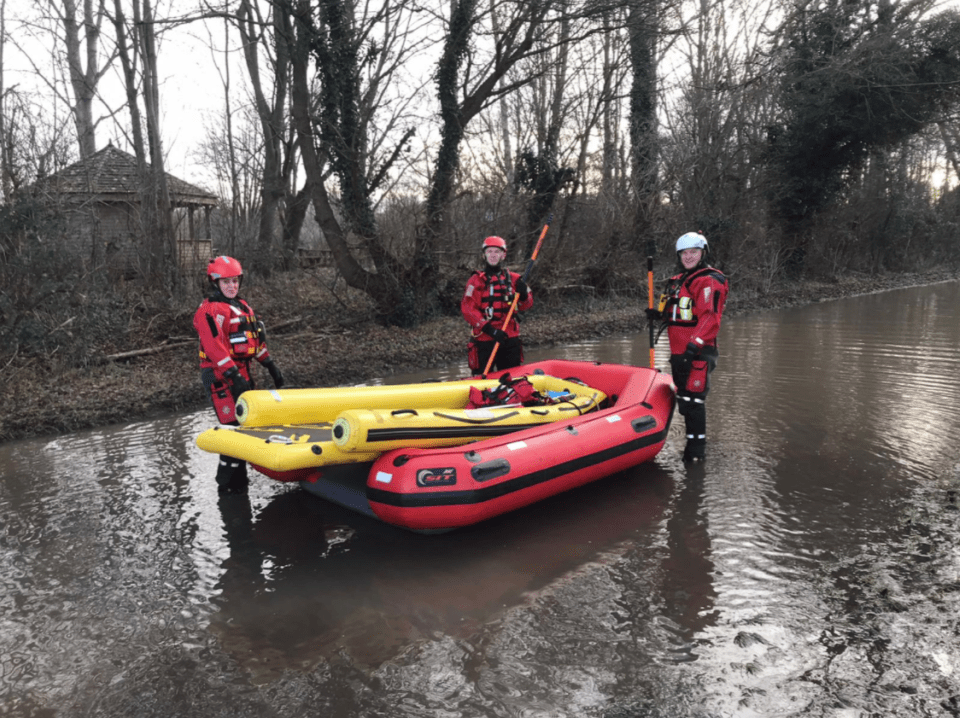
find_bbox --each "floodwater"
[3,282,960,718]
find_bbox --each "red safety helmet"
[207,255,243,281]
[482,236,507,251]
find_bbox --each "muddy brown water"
[2,283,959,717]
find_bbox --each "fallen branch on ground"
[100,341,194,362]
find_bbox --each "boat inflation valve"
[332,418,349,443]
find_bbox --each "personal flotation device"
[194,294,269,377]
[659,266,728,354]
[462,268,530,339]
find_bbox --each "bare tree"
[198,16,251,255]
[937,120,960,184]
[285,0,627,321]
[628,0,660,240]
[9,0,116,159]
[419,0,562,272]
[109,0,177,287]
[60,0,114,157]
[197,103,264,250]
[1,1,80,200]
[232,0,297,268]
[1,0,11,199]
[660,0,778,263]
[285,0,442,323]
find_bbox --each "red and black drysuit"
[659,265,728,460]
[193,291,274,493]
[461,266,533,374]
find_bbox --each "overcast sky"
[2,4,242,190]
[4,0,958,194]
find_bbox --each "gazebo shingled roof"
[39,143,218,207]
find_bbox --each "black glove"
[224,366,253,400]
[515,278,529,301]
[263,359,285,389]
[482,322,509,344]
[645,307,661,322]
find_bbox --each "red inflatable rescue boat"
[272,359,676,533]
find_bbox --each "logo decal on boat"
[416,467,457,487]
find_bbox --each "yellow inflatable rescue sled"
[196,374,606,471]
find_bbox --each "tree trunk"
[139,0,177,288]
[0,0,11,199]
[288,0,403,318]
[61,0,104,159]
[237,0,293,271]
[282,181,312,264]
[628,0,659,243]
[938,121,960,184]
[419,0,479,273]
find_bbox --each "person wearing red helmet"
[193,255,285,494]
[461,236,533,374]
[647,232,728,462]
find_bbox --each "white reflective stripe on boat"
[606,414,622,423]
[375,471,393,483]
[463,408,496,419]
[507,441,527,451]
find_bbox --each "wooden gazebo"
[35,143,219,270]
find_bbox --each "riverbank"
[3,268,957,444]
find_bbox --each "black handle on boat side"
[471,458,511,482]
[391,409,419,417]
[631,416,657,433]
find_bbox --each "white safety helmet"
[676,232,708,253]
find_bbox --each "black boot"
[216,456,249,495]
[682,437,706,462]
[682,401,707,462]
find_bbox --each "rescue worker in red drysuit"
[193,255,285,494]
[647,233,728,462]
[461,236,533,375]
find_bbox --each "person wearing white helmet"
[646,232,728,462]
[461,236,532,374]
[193,255,285,494]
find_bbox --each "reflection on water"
[210,465,674,684]
[2,282,960,716]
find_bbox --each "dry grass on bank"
[3,267,957,444]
